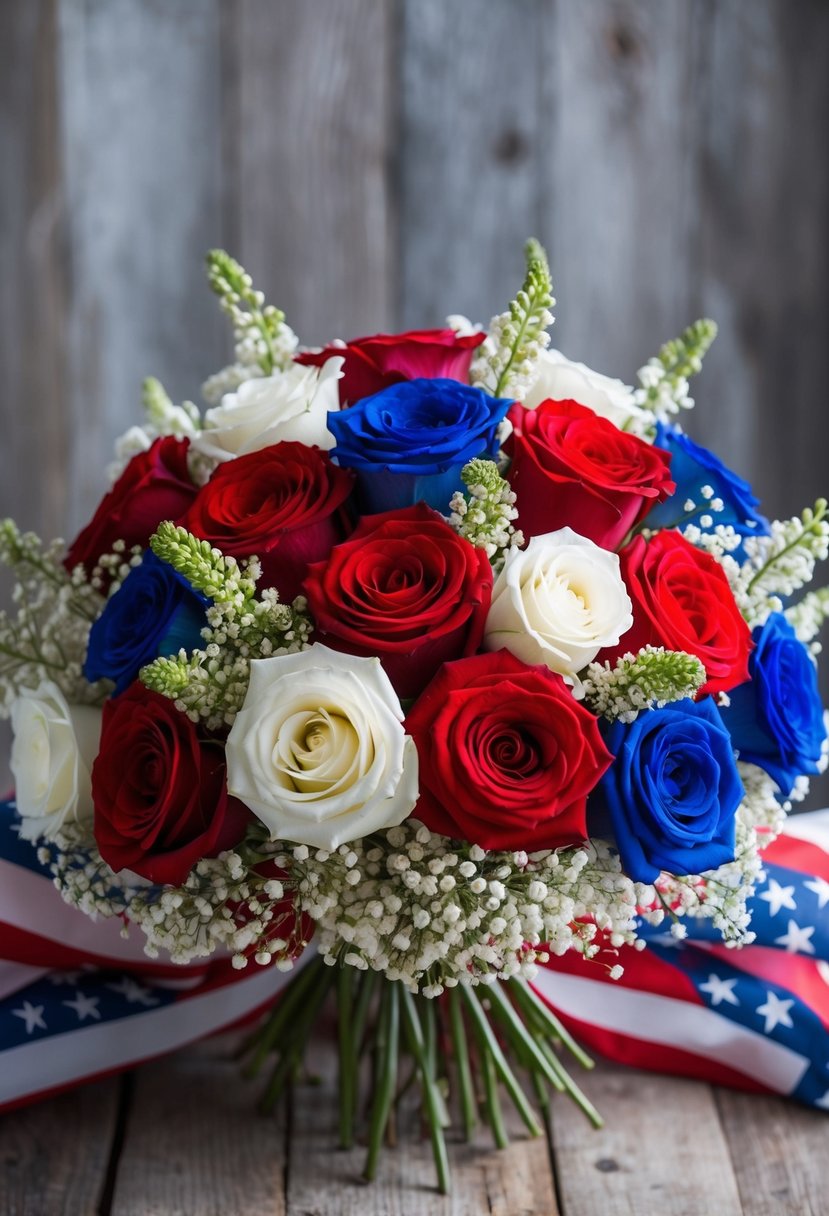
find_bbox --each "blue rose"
[595,697,744,883]
[645,423,769,541]
[720,612,827,796]
[84,551,208,695]
[327,377,513,512]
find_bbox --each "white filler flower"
[192,356,343,463]
[10,681,101,842]
[226,644,419,849]
[484,528,633,692]
[523,348,647,431]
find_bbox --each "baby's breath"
[447,458,523,565]
[470,238,555,401]
[139,524,311,727]
[202,250,298,404]
[581,647,706,723]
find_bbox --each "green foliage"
[141,376,200,435]
[141,524,312,727]
[472,238,555,400]
[581,647,707,723]
[635,318,718,418]
[0,521,105,708]
[448,459,522,563]
[206,249,290,376]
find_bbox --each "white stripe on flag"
[0,962,48,1001]
[0,859,161,966]
[0,949,316,1106]
[778,809,829,856]
[532,968,809,1095]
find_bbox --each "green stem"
[481,1044,509,1150]
[244,955,326,1079]
[448,989,477,1140]
[351,967,378,1059]
[422,996,450,1128]
[337,965,356,1149]
[511,979,595,1070]
[363,984,400,1181]
[536,1040,604,1129]
[260,963,334,1113]
[460,987,541,1138]
[400,988,451,1195]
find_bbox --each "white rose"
[523,349,648,430]
[192,356,344,463]
[226,644,418,849]
[10,682,102,842]
[484,528,633,692]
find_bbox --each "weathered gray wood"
[691,0,829,523]
[400,0,545,331]
[55,0,227,537]
[716,1088,829,1216]
[234,0,395,345]
[0,0,67,539]
[540,0,705,379]
[0,0,65,793]
[110,1034,287,1216]
[548,1063,744,1216]
[287,1036,559,1215]
[0,1077,119,1215]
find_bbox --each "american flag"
[1,797,828,1112]
[0,798,306,1112]
[535,813,829,1109]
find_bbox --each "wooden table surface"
[1,1030,825,1216]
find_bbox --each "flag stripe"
[531,967,811,1093]
[0,952,314,1110]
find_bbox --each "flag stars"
[804,876,829,910]
[774,920,816,956]
[756,991,795,1035]
[699,974,740,1007]
[815,1090,829,1111]
[760,878,797,917]
[12,1001,47,1035]
[105,977,160,1007]
[63,991,101,1022]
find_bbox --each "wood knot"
[607,25,640,61]
[492,128,530,165]
[595,1157,621,1173]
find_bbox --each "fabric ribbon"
[1,797,827,1112]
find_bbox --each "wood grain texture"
[716,1088,829,1216]
[690,0,829,522]
[234,0,395,345]
[56,0,227,536]
[0,1077,119,1216]
[109,1035,288,1216]
[400,0,545,331]
[548,1064,744,1216]
[539,0,705,379]
[0,0,67,537]
[287,1036,559,1216]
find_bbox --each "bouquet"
[2,240,827,1191]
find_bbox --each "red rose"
[506,399,675,550]
[179,442,355,602]
[405,651,612,851]
[303,504,492,698]
[65,437,197,575]
[295,328,485,405]
[599,531,753,695]
[92,684,249,886]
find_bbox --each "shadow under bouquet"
[1,241,827,1192]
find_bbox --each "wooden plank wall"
[1,0,828,798]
